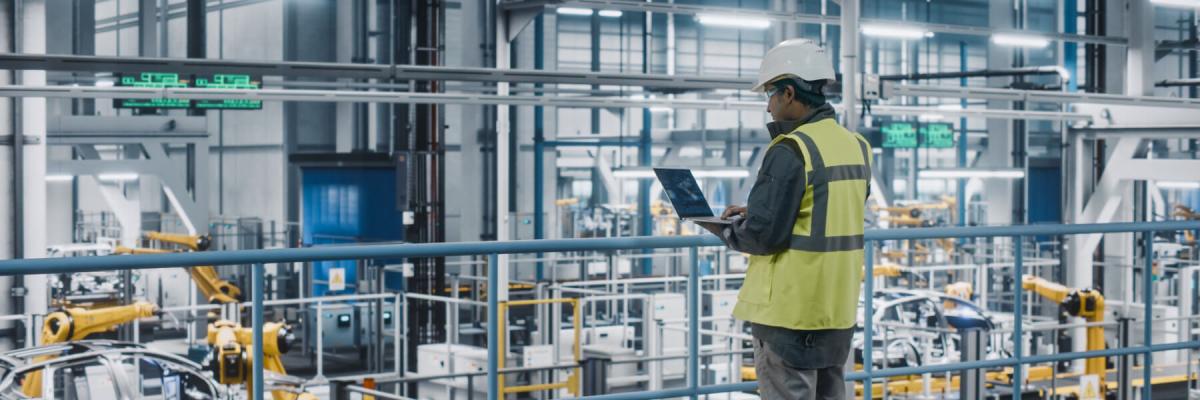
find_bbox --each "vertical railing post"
[394,293,402,375]
[488,253,500,400]
[1013,237,1023,398]
[688,246,700,400]
[1118,318,1133,400]
[959,328,985,398]
[253,262,265,400]
[1143,230,1154,400]
[863,240,875,398]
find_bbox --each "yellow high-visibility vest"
[732,118,872,330]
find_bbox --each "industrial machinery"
[1021,275,1107,383]
[873,197,957,228]
[21,300,158,396]
[1,341,229,399]
[205,319,312,400]
[115,231,243,304]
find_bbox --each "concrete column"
[840,0,859,132]
[496,1,511,301]
[22,0,50,320]
[139,0,157,57]
[982,0,1014,226]
[444,0,488,243]
[0,0,15,351]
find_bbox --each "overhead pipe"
[879,65,1070,84]
[1155,78,1200,87]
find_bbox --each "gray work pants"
[753,338,846,400]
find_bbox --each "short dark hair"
[773,78,827,108]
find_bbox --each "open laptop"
[653,168,734,225]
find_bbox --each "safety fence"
[0,220,1198,400]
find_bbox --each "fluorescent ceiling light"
[45,174,75,182]
[936,104,964,111]
[696,14,771,30]
[598,9,623,18]
[557,7,594,16]
[1151,0,1200,9]
[1156,181,1200,190]
[992,34,1050,49]
[94,79,115,88]
[97,173,140,182]
[649,106,673,113]
[919,169,1025,179]
[612,169,656,179]
[861,24,929,40]
[917,113,945,122]
[693,169,751,178]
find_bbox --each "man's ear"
[784,85,796,104]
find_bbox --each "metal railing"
[1,221,1199,400]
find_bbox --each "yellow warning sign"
[329,267,346,291]
[1079,374,1102,400]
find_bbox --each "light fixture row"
[45,173,140,183]
[859,24,1050,48]
[556,7,622,17]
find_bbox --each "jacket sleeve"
[720,143,807,255]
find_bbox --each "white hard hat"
[751,39,836,93]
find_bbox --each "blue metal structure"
[301,166,406,296]
[1,220,1198,400]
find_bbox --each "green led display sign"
[881,122,918,148]
[116,73,191,109]
[193,74,263,109]
[115,72,262,110]
[919,123,955,148]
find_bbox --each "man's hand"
[721,205,747,220]
[695,221,725,237]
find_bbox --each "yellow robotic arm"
[188,266,242,304]
[23,301,158,396]
[943,282,973,310]
[207,319,306,400]
[1021,275,1106,378]
[42,300,157,343]
[115,237,242,304]
[144,231,212,251]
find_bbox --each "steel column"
[1143,231,1154,399]
[863,240,875,398]
[253,263,265,400]
[488,253,499,400]
[533,14,545,279]
[688,247,700,399]
[958,41,968,228]
[1013,237,1024,397]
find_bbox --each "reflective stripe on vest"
[786,122,872,252]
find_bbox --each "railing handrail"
[1,221,1197,276]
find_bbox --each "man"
[697,39,872,399]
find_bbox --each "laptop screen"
[654,168,715,218]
